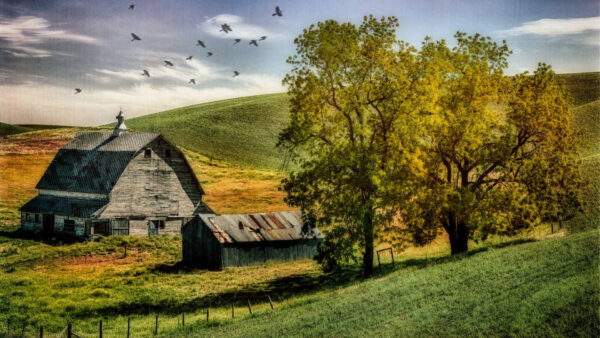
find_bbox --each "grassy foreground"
[167,230,599,337]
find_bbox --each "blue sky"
[0,0,598,126]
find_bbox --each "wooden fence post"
[99,319,103,338]
[232,302,234,318]
[124,243,127,258]
[7,318,10,336]
[21,321,26,337]
[155,314,158,335]
[247,299,252,315]
[67,323,72,338]
[268,296,274,310]
[377,251,381,270]
[39,325,43,338]
[206,308,209,322]
[390,248,395,268]
[182,313,185,327]
[127,317,130,338]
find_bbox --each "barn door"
[42,214,54,233]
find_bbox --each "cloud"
[0,15,99,57]
[501,16,600,37]
[199,14,281,40]
[0,74,284,126]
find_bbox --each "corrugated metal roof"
[36,131,159,194]
[198,211,323,244]
[19,195,108,218]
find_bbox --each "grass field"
[0,72,597,337]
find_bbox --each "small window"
[165,149,171,158]
[35,214,39,222]
[158,220,165,229]
[238,221,244,230]
[144,148,151,158]
[64,219,75,232]
[25,213,31,222]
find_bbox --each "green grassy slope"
[0,122,33,137]
[119,93,290,169]
[167,230,599,337]
[559,72,600,106]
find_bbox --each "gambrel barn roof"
[36,131,161,194]
[197,211,324,244]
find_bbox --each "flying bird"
[220,23,232,33]
[142,69,150,77]
[74,88,82,94]
[130,33,141,41]
[233,71,239,77]
[186,55,193,60]
[234,39,241,44]
[207,52,213,57]
[128,4,134,10]
[196,40,206,48]
[189,79,196,84]
[249,40,258,47]
[272,6,282,16]
[164,60,174,67]
[259,36,267,41]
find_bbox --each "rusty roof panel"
[197,211,322,244]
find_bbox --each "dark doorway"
[148,220,162,236]
[93,221,109,236]
[42,214,54,233]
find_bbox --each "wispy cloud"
[501,16,600,36]
[199,14,281,40]
[0,16,99,57]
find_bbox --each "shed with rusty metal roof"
[182,210,323,269]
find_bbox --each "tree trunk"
[363,206,375,277]
[448,220,469,255]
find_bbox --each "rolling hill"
[0,122,33,137]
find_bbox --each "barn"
[182,210,323,269]
[19,111,212,237]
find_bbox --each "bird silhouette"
[74,88,82,94]
[273,6,282,16]
[259,36,267,41]
[130,33,141,41]
[142,69,150,77]
[164,60,174,67]
[128,4,134,10]
[234,39,241,44]
[220,23,232,33]
[189,79,196,84]
[196,40,206,48]
[249,40,258,46]
[186,55,193,60]
[207,52,213,57]
[233,71,239,77]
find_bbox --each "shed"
[182,210,323,269]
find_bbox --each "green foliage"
[0,122,33,136]
[109,94,291,169]
[279,16,423,275]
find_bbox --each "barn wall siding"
[182,217,222,269]
[54,215,86,237]
[99,138,200,220]
[20,213,42,232]
[129,220,148,236]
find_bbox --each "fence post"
[182,313,185,327]
[247,299,252,315]
[206,308,209,322]
[67,323,72,338]
[99,319,103,338]
[232,302,234,318]
[40,326,43,338]
[124,243,127,258]
[377,251,381,270]
[390,248,395,268]
[127,317,130,338]
[21,321,26,337]
[155,314,158,335]
[268,296,274,310]
[7,318,10,336]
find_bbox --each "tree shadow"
[0,229,84,246]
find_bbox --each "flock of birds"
[74,5,283,94]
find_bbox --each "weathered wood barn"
[182,211,323,269]
[19,111,211,237]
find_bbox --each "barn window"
[144,148,151,158]
[25,213,31,222]
[35,214,39,222]
[112,218,129,235]
[63,219,75,232]
[165,149,171,158]
[158,220,165,229]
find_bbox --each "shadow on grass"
[85,237,537,318]
[0,229,84,246]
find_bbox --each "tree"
[403,34,583,254]
[278,16,424,276]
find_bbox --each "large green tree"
[404,34,583,254]
[278,16,424,276]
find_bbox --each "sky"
[0,0,598,126]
